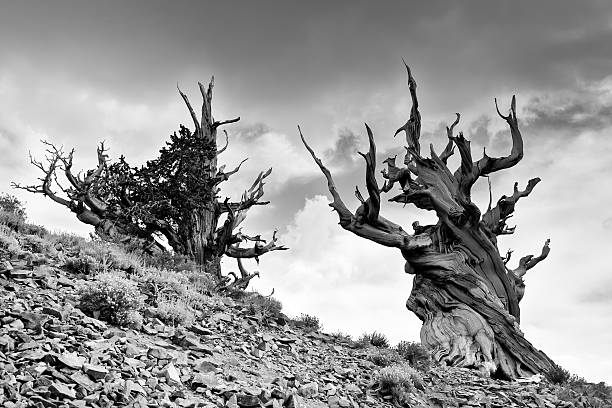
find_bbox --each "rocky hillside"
[0,218,610,407]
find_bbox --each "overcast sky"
[1,1,611,383]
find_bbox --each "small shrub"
[546,363,572,385]
[71,241,142,275]
[243,293,283,324]
[396,341,431,371]
[64,256,97,275]
[378,363,424,404]
[21,223,48,237]
[0,225,22,256]
[20,234,56,257]
[78,271,144,327]
[106,245,143,274]
[368,348,403,367]
[294,313,321,331]
[356,331,390,348]
[0,210,25,232]
[151,297,196,327]
[0,193,26,217]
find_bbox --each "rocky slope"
[0,233,609,408]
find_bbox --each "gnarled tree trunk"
[301,64,555,379]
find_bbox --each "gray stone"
[164,362,181,385]
[83,363,108,380]
[298,382,318,398]
[58,352,86,369]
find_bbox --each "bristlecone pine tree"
[300,64,555,379]
[15,78,286,287]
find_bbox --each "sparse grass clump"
[150,297,196,327]
[378,363,424,404]
[135,267,188,305]
[396,341,431,371]
[47,231,87,250]
[143,252,200,274]
[356,331,390,348]
[368,348,403,367]
[78,271,144,327]
[294,313,321,331]
[330,331,353,343]
[183,270,216,295]
[553,377,612,407]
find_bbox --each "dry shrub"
[243,292,283,324]
[78,271,144,327]
[378,363,424,404]
[396,341,431,371]
[294,313,320,331]
[356,331,390,348]
[150,297,196,327]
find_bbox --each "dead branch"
[481,178,541,235]
[299,125,431,251]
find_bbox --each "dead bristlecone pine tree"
[300,64,555,379]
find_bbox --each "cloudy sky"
[1,1,611,383]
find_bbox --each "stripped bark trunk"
[405,248,553,378]
[185,205,222,278]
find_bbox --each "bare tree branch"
[177,84,201,134]
[440,113,460,164]
[299,125,431,251]
[481,178,541,236]
[225,230,288,259]
[475,96,524,176]
[356,124,381,224]
[381,155,412,193]
[512,239,551,278]
[394,61,422,156]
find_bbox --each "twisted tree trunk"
[301,64,555,379]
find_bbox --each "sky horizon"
[1,1,611,384]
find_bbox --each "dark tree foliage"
[15,78,286,285]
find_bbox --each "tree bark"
[405,247,553,379]
[185,205,222,278]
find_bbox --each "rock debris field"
[0,245,608,407]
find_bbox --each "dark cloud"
[230,123,270,142]
[524,94,612,135]
[3,0,612,140]
[324,128,360,165]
